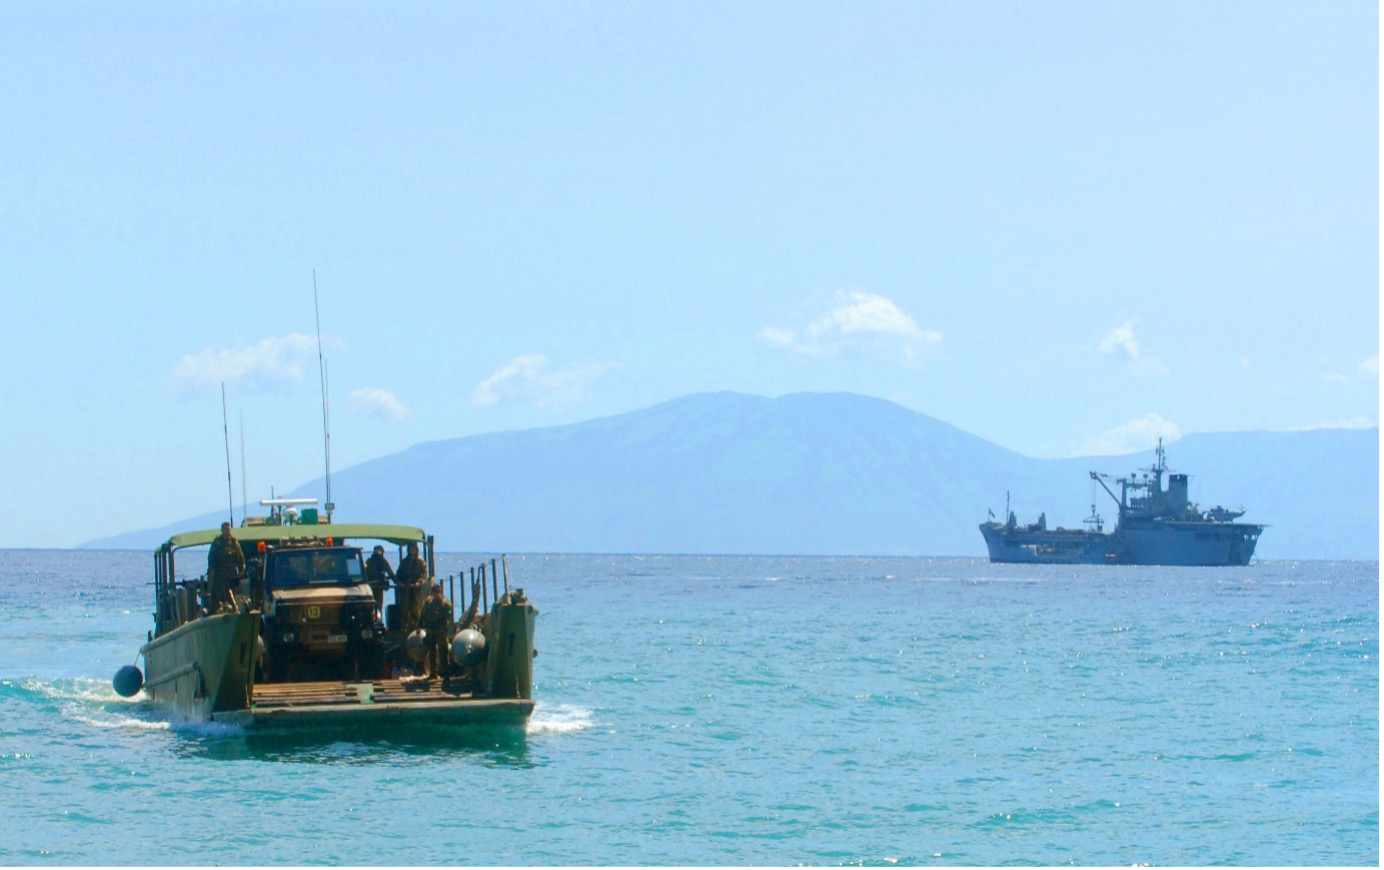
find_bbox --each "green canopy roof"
[163,522,427,552]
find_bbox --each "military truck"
[254,540,384,682]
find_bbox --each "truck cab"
[257,542,384,682]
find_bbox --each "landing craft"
[979,441,1265,566]
[117,498,538,730]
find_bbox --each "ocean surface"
[0,551,1376,866]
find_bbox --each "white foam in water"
[20,676,173,732]
[168,719,244,738]
[25,675,123,704]
[24,676,242,736]
[527,702,595,734]
[79,701,242,737]
[73,711,172,732]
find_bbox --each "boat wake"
[7,676,248,737]
[527,702,594,734]
[8,676,170,732]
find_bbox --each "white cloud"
[756,326,797,348]
[759,290,941,361]
[1074,413,1182,457]
[348,388,410,422]
[1097,320,1166,376]
[173,333,319,394]
[1322,355,1378,384]
[808,291,925,339]
[1098,321,1140,358]
[473,354,615,410]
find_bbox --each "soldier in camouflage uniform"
[418,583,453,679]
[395,541,428,633]
[364,545,396,613]
[206,522,245,613]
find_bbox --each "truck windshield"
[270,549,365,588]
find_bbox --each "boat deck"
[252,677,476,707]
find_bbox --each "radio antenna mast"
[240,410,247,524]
[313,269,333,520]
[221,382,234,525]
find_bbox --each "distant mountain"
[84,392,1379,559]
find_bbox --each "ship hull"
[141,610,260,721]
[979,522,1120,564]
[1118,521,1263,566]
[980,521,1263,566]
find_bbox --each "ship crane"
[1082,479,1105,531]
[1090,470,1123,510]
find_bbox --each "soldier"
[364,545,396,612]
[395,541,429,632]
[206,522,245,613]
[418,583,453,679]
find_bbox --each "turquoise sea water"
[0,551,1376,866]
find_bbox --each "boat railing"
[442,557,511,627]
[155,574,213,636]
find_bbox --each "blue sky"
[1,1,1377,548]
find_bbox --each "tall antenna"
[325,358,333,510]
[313,269,333,519]
[240,410,247,524]
[221,382,234,525]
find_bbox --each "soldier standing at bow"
[206,522,245,613]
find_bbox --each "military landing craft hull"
[135,518,540,733]
[141,603,539,731]
[141,610,260,721]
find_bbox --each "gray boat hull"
[1117,520,1262,566]
[979,520,1262,566]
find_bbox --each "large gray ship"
[979,441,1265,565]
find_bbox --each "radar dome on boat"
[450,628,487,667]
[113,665,143,698]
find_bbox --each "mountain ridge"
[83,391,1379,559]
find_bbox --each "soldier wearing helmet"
[206,522,245,613]
[395,541,428,633]
[364,544,396,612]
[418,583,453,680]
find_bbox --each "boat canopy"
[162,523,427,552]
